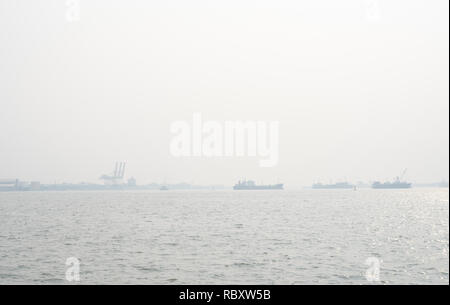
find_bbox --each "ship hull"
[372,183,411,189]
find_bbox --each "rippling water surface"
[0,188,448,284]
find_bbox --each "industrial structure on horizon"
[0,179,40,191]
[233,180,284,190]
[1,166,448,192]
[100,162,127,186]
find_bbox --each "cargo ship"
[312,182,354,189]
[372,169,412,189]
[233,180,283,190]
[372,180,411,189]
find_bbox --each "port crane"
[100,162,126,185]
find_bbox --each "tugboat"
[233,180,283,190]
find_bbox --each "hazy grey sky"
[0,0,448,186]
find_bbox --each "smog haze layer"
[0,0,448,186]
